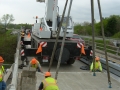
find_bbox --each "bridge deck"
[16,36,120,90]
[18,58,120,90]
[36,72,120,90]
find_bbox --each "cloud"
[0,0,45,24]
[0,0,120,24]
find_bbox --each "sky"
[0,0,120,24]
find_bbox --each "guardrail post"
[118,43,120,55]
[95,42,96,49]
[11,63,14,79]
[88,39,90,46]
[86,39,91,46]
[116,47,119,55]
[85,40,88,46]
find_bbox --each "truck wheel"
[67,58,75,64]
[55,48,70,63]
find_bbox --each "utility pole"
[91,0,96,76]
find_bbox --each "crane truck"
[20,0,92,66]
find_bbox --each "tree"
[0,19,4,31]
[82,21,92,35]
[106,15,117,36]
[82,21,90,26]
[115,15,120,32]
[74,24,83,34]
[1,14,15,31]
[0,19,1,24]
[95,17,109,36]
[74,15,120,37]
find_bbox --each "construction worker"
[38,72,59,90]
[0,56,6,90]
[90,56,102,72]
[18,45,28,69]
[28,58,43,73]
[21,30,25,42]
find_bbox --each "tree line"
[74,15,120,38]
[1,14,120,38]
[0,14,32,32]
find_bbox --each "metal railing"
[85,40,120,56]
[7,35,21,90]
[80,57,120,77]
[3,64,13,82]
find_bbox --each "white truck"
[21,0,92,65]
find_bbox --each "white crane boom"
[33,0,74,38]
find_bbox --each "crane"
[33,0,74,38]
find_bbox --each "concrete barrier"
[19,67,36,90]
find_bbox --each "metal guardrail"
[80,35,120,41]
[3,64,12,66]
[80,57,120,77]
[100,57,120,77]
[85,40,120,56]
[7,35,21,90]
[80,35,120,76]
[8,50,19,90]
[3,64,13,83]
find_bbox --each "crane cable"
[91,0,96,76]
[97,0,112,88]
[48,0,68,72]
[55,0,73,80]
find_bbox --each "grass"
[0,30,17,67]
[84,38,120,55]
[112,32,120,38]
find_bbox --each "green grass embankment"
[0,30,17,68]
[85,39,120,55]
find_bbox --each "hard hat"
[0,56,4,63]
[95,56,100,61]
[31,58,37,64]
[44,72,51,77]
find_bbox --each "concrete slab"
[36,72,120,90]
[40,60,89,72]
[19,69,36,90]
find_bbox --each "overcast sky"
[0,0,120,24]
